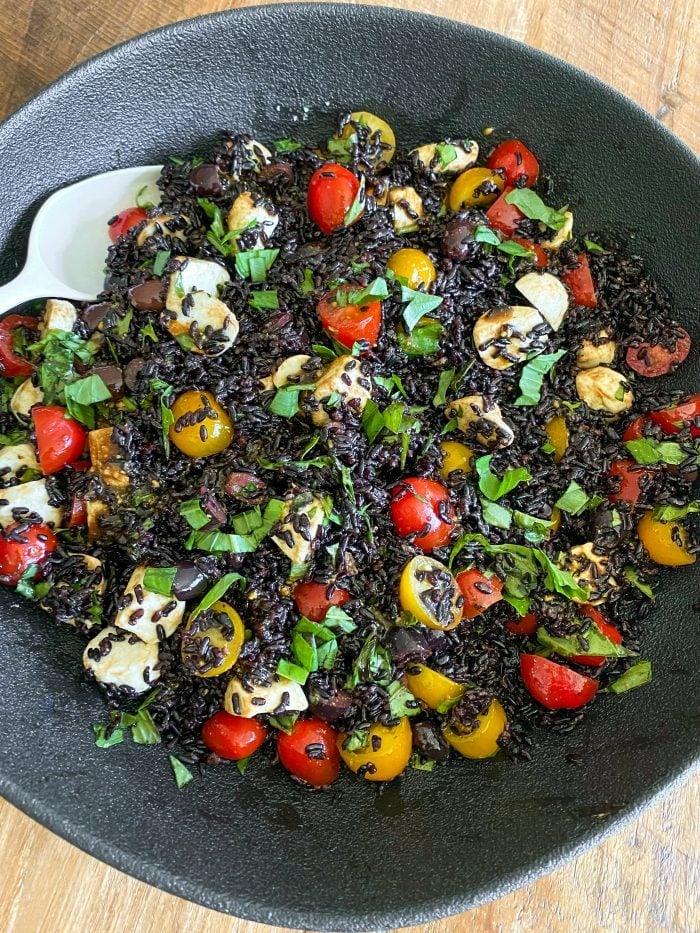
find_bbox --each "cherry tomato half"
[455,569,503,619]
[0,314,38,378]
[294,580,350,622]
[0,522,57,586]
[513,237,548,268]
[622,415,649,442]
[520,654,598,710]
[649,394,700,438]
[570,605,622,667]
[68,498,88,528]
[307,163,362,235]
[485,187,523,236]
[32,406,87,475]
[108,206,148,243]
[390,477,455,552]
[607,458,655,507]
[486,139,540,187]
[506,613,539,636]
[277,717,340,787]
[317,287,382,349]
[562,254,597,309]
[201,710,268,761]
[626,329,691,378]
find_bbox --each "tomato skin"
[486,140,540,187]
[294,581,350,622]
[0,314,38,378]
[622,415,648,441]
[626,329,691,378]
[32,406,87,474]
[506,613,538,636]
[390,477,455,552]
[68,498,87,528]
[570,605,622,667]
[485,187,523,236]
[607,458,655,507]
[455,569,503,619]
[520,654,598,710]
[277,717,340,787]
[0,522,57,586]
[317,288,382,349]
[307,163,361,235]
[649,395,700,438]
[562,254,597,308]
[513,238,548,268]
[108,206,148,243]
[201,711,268,761]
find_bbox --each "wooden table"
[0,1,698,930]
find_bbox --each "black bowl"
[0,5,698,930]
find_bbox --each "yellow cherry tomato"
[339,110,396,165]
[399,555,463,630]
[637,512,696,566]
[550,506,562,534]
[443,698,507,760]
[404,664,464,711]
[386,248,436,290]
[338,717,412,781]
[544,415,569,462]
[180,600,245,677]
[448,167,504,210]
[169,390,233,458]
[440,439,475,479]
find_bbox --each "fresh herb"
[179,498,210,530]
[112,690,162,745]
[277,608,357,685]
[432,368,456,407]
[623,565,655,599]
[197,197,240,256]
[387,681,421,718]
[169,756,194,788]
[344,730,370,752]
[350,259,370,274]
[514,350,567,407]
[27,330,98,402]
[583,239,605,253]
[267,712,300,734]
[140,322,159,343]
[397,318,444,357]
[92,723,125,748]
[190,572,246,620]
[373,373,407,399]
[269,382,315,418]
[142,566,177,597]
[624,438,693,466]
[273,138,302,153]
[298,267,315,296]
[135,184,155,209]
[474,225,501,246]
[343,174,366,226]
[512,510,556,543]
[481,499,513,529]
[475,455,531,501]
[153,380,174,457]
[504,189,568,230]
[185,499,286,554]
[605,660,652,694]
[555,480,592,515]
[434,142,458,169]
[152,249,171,277]
[235,248,280,283]
[236,756,251,775]
[64,374,112,428]
[248,289,279,311]
[400,285,444,332]
[537,626,636,659]
[15,564,52,601]
[497,240,536,258]
[653,500,700,522]
[533,550,589,602]
[346,634,392,689]
[340,277,389,307]
[409,753,437,772]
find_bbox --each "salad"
[0,111,697,789]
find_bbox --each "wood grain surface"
[0,1,698,931]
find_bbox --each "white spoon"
[0,165,163,314]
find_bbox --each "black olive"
[310,690,353,724]
[91,364,124,400]
[442,210,484,261]
[172,561,209,602]
[387,626,432,663]
[411,721,450,762]
[123,357,146,391]
[129,279,164,312]
[81,302,113,333]
[188,163,223,197]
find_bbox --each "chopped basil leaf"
[434,141,458,169]
[623,565,655,599]
[298,267,315,296]
[433,368,456,407]
[537,625,636,659]
[387,681,421,718]
[197,197,239,257]
[614,384,626,402]
[400,285,444,332]
[583,239,605,253]
[152,249,171,277]
[344,730,370,752]
[16,564,52,601]
[190,571,246,620]
[512,510,556,543]
[185,499,285,554]
[541,441,556,455]
[341,276,388,307]
[373,373,407,398]
[120,703,160,745]
[474,224,501,245]
[475,454,531,501]
[514,349,567,406]
[248,289,279,311]
[346,634,392,689]
[236,756,250,775]
[142,566,177,597]
[267,712,300,733]
[235,248,280,283]
[653,500,700,522]
[92,723,124,748]
[605,660,652,694]
[152,380,174,458]
[343,174,366,226]
[276,658,309,684]
[624,438,691,466]
[311,342,337,360]
[64,374,113,428]
[269,384,307,418]
[481,498,513,529]
[179,498,210,530]
[504,189,568,231]
[410,753,437,772]
[397,318,444,357]
[140,322,159,343]
[135,184,155,209]
[555,480,592,515]
[274,138,302,153]
[533,550,589,601]
[362,399,385,443]
[169,755,194,788]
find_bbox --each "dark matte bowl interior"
[0,5,698,930]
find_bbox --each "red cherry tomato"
[622,415,648,442]
[486,140,540,187]
[485,187,523,236]
[506,612,539,636]
[294,580,350,622]
[201,710,268,761]
[649,394,700,438]
[513,238,548,268]
[317,287,382,349]
[68,498,88,528]
[307,163,362,235]
[607,458,655,507]
[390,477,455,552]
[562,254,597,309]
[0,522,57,586]
[32,406,88,475]
[626,328,691,378]
[520,654,598,710]
[277,717,340,787]
[108,206,148,243]
[0,314,39,378]
[570,605,622,667]
[456,569,503,619]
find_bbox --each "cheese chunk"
[224,674,308,718]
[113,565,186,643]
[88,428,130,492]
[10,379,44,420]
[271,494,326,565]
[83,626,160,693]
[411,140,479,174]
[445,396,514,449]
[473,305,549,370]
[40,298,77,335]
[0,479,63,528]
[0,443,39,483]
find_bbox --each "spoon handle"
[0,267,50,317]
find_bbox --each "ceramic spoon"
[0,165,163,314]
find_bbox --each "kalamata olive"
[129,279,164,312]
[189,163,224,197]
[199,489,227,525]
[309,690,353,724]
[82,302,113,332]
[442,210,483,261]
[172,561,209,601]
[91,364,124,400]
[387,626,432,663]
[590,504,633,548]
[411,721,450,762]
[258,161,295,184]
[224,471,266,501]
[123,357,146,391]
